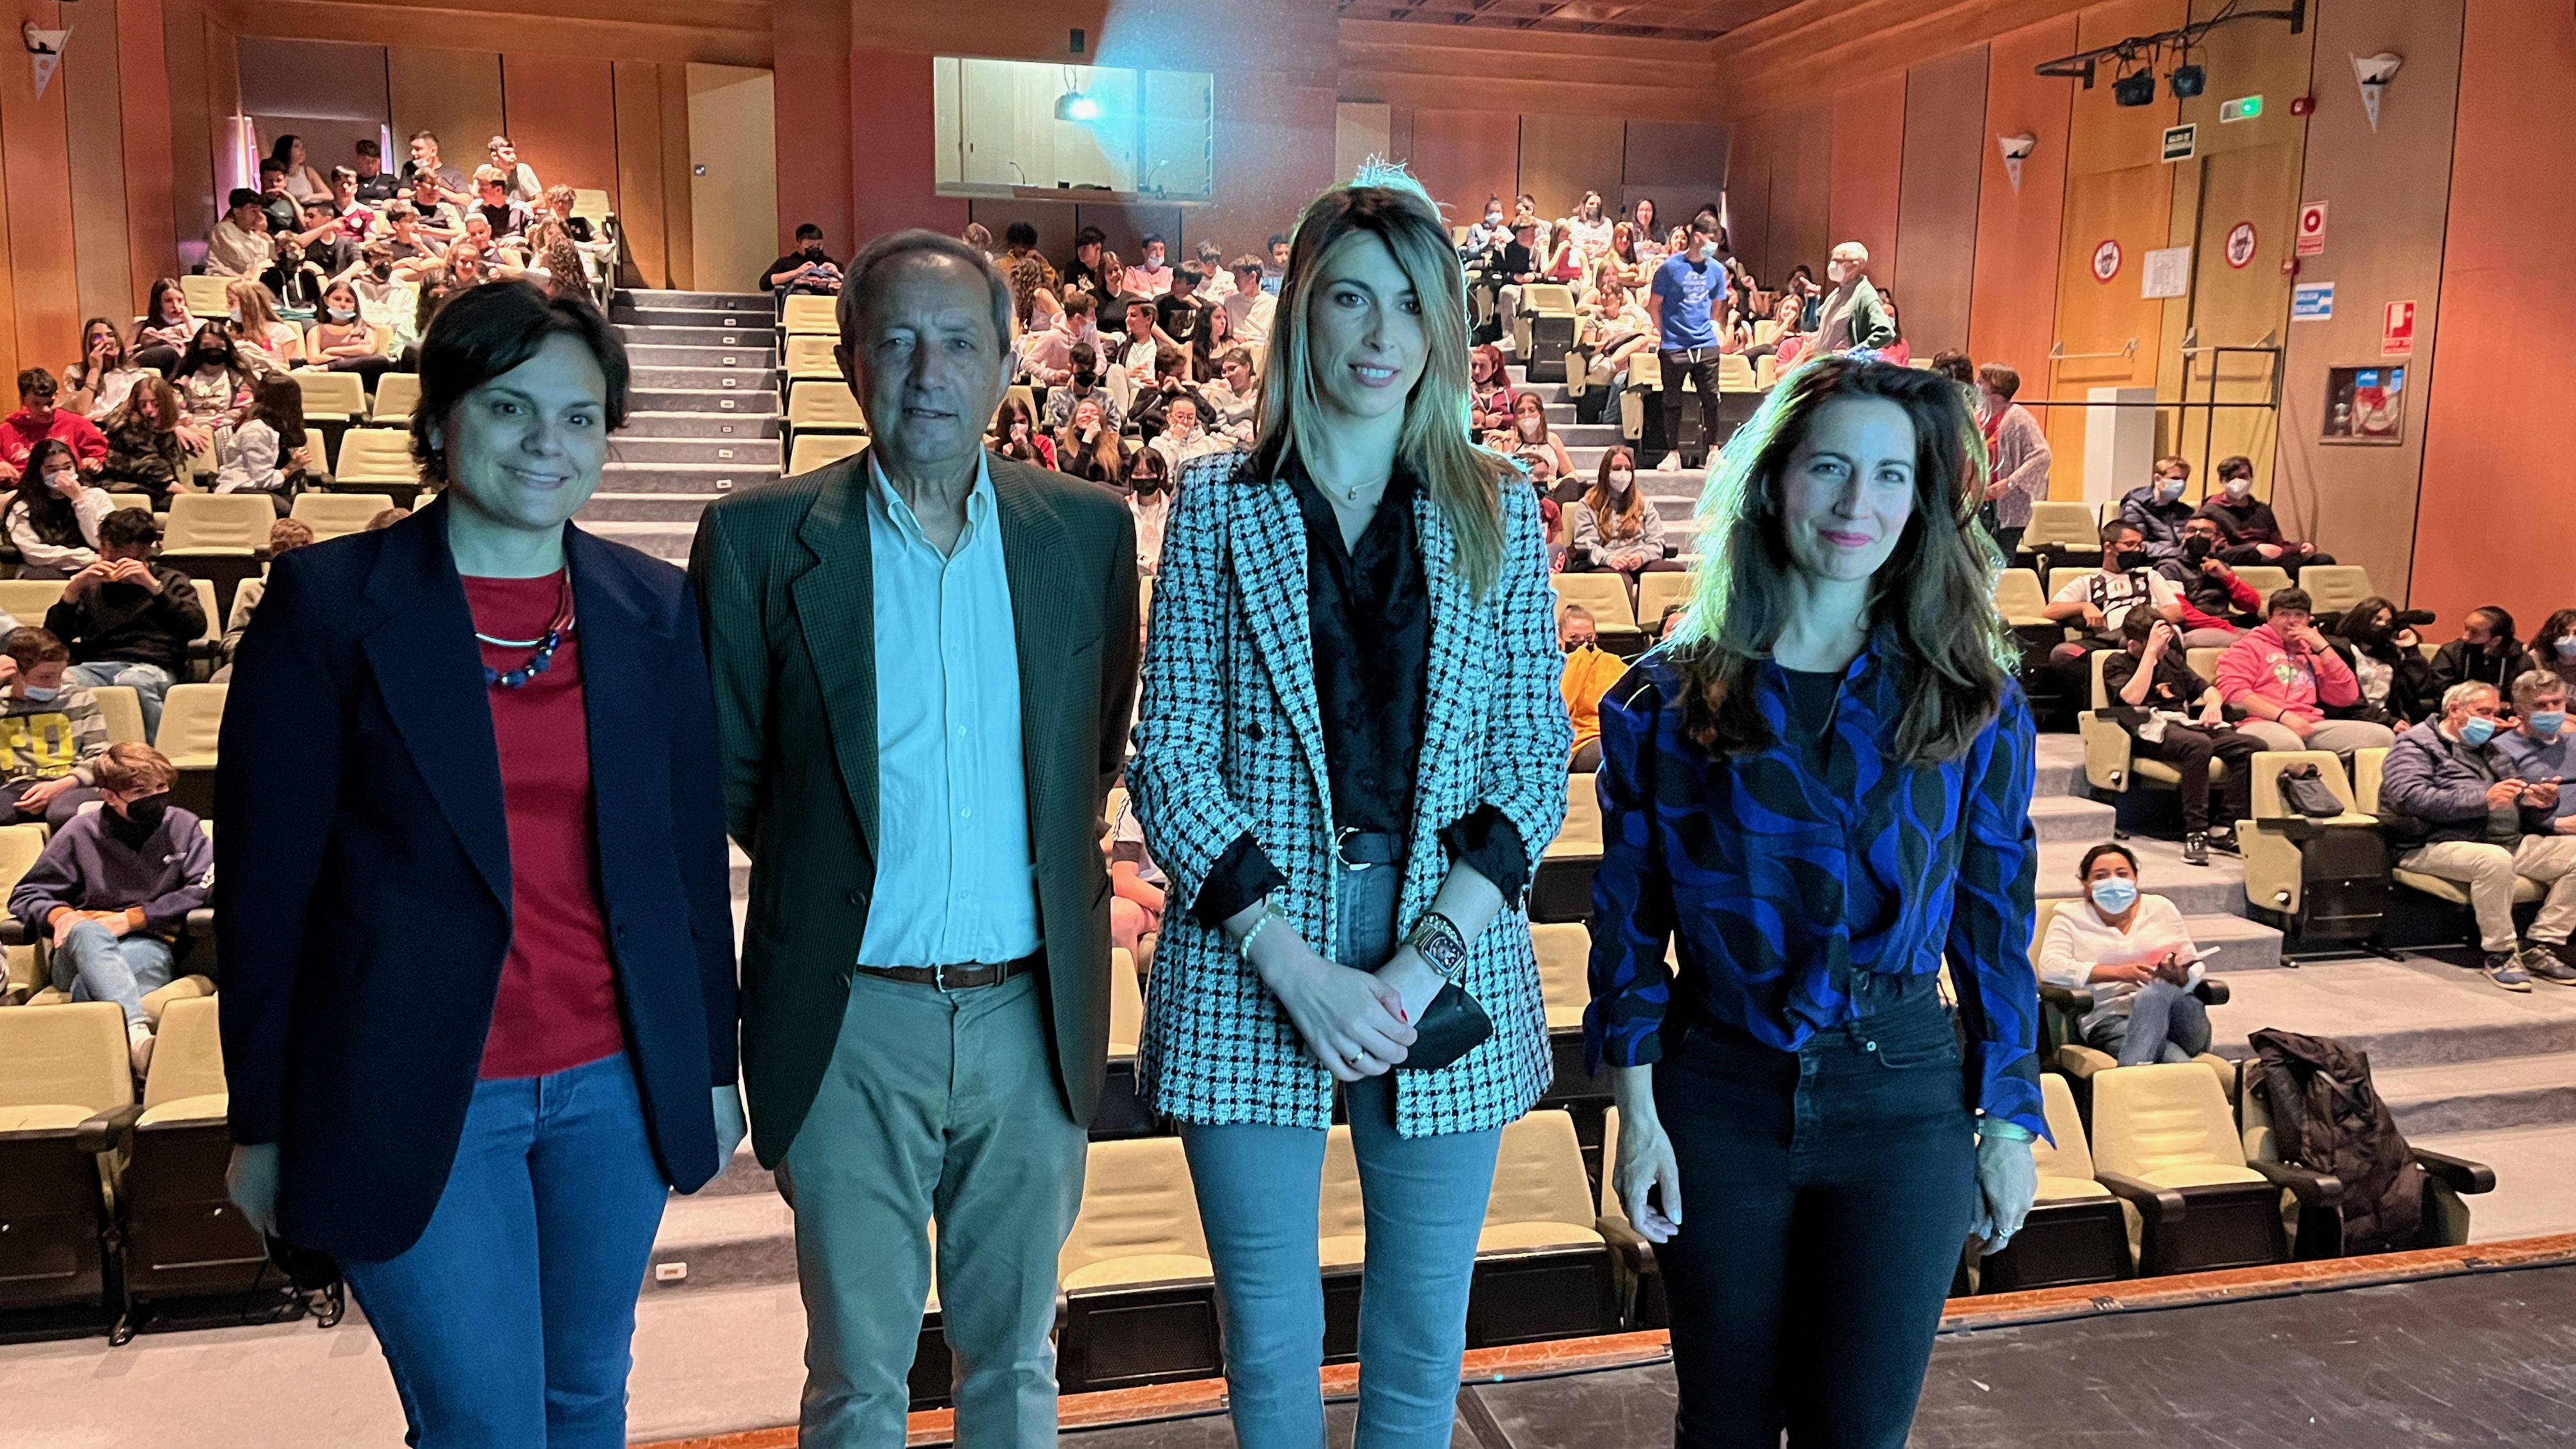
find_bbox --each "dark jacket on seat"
[215,500,739,1262]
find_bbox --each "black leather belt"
[1335,829,1404,869]
[854,953,1040,991]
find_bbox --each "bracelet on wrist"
[1235,899,1288,963]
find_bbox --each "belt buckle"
[1335,826,1375,871]
[931,962,962,995]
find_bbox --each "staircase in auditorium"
[576,289,785,564]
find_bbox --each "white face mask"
[1519,417,1543,438]
[2224,477,2254,497]
[327,307,356,323]
[1609,470,1633,489]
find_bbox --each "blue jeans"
[64,660,175,737]
[340,1052,668,1449]
[50,921,174,1027]
[1181,859,1504,1449]
[2084,979,2213,1067]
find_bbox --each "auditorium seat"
[1549,572,1638,636]
[332,428,422,486]
[162,494,274,553]
[788,433,868,475]
[289,369,367,426]
[0,577,65,622]
[153,684,224,767]
[1593,1107,1666,1328]
[116,995,268,1333]
[1634,570,1693,638]
[0,1000,134,1312]
[289,491,396,542]
[2087,1062,2285,1276]
[2017,502,2099,564]
[1991,567,2051,629]
[2234,1058,2496,1259]
[179,275,233,319]
[0,821,50,1006]
[2046,565,2096,602]
[787,380,870,442]
[2230,564,2292,601]
[2032,898,2232,1116]
[781,294,838,337]
[90,686,145,745]
[106,492,155,518]
[2078,648,2232,806]
[2239,750,2389,946]
[1055,1135,1222,1394]
[369,372,421,422]
[1531,774,1601,924]
[1974,1074,2131,1293]
[1530,922,1607,1106]
[1468,1109,1619,1346]
[785,334,839,380]
[2296,565,2373,620]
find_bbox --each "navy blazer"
[215,498,739,1262]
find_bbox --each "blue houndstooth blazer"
[1130,452,1571,1137]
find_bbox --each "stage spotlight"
[1054,91,1101,122]
[2170,64,2206,98]
[2113,70,2158,107]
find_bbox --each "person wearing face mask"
[2432,606,2524,698]
[0,626,110,827]
[1646,218,1730,472]
[45,509,206,737]
[2522,610,2576,682]
[1042,341,1126,435]
[2040,843,2211,1066]
[1809,241,1894,354]
[2380,680,2576,990]
[1462,196,1511,271]
[1129,233,1174,298]
[2193,456,2334,567]
[2214,587,2395,757]
[1560,604,1626,771]
[2156,515,2263,639]
[2117,456,2198,563]
[1147,394,1230,475]
[1588,356,2041,1448]
[762,222,843,296]
[1124,445,1174,575]
[8,742,211,1075]
[225,280,303,371]
[174,326,252,431]
[1566,447,1678,604]
[2043,521,2186,667]
[307,280,397,392]
[2327,595,2438,725]
[1492,390,1575,479]
[2101,613,2257,864]
[1973,363,2049,558]
[213,375,313,514]
[0,369,109,483]
[5,439,114,578]
[2497,669,2576,846]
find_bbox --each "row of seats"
[1995,561,2380,628]
[1548,571,1689,641]
[288,369,419,427]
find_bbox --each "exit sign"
[2221,95,2264,123]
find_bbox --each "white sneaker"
[128,1021,156,1076]
[1655,452,1682,471]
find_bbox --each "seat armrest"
[2038,982,2097,1017]
[75,1102,144,1156]
[2094,1171,2188,1223]
[186,907,216,939]
[0,917,21,946]
[2247,1158,2344,1206]
[2194,979,2231,1006]
[2412,1147,2497,1195]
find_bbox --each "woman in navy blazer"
[215,282,740,1448]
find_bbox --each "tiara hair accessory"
[1351,155,1438,209]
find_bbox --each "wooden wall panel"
[686,64,777,298]
[118,0,180,305]
[1194,74,1335,262]
[1337,101,1393,187]
[65,0,139,326]
[1,0,82,372]
[1407,109,1518,232]
[2065,0,2184,180]
[612,61,670,288]
[502,54,620,194]
[771,0,852,259]
[206,0,770,68]
[846,49,965,248]
[1515,113,1626,222]
[204,15,241,197]
[163,0,219,269]
[388,47,504,174]
[1827,72,1905,273]
[2043,161,2174,496]
[1966,13,2076,394]
[1891,45,1985,358]
[657,61,693,289]
[1726,112,1775,282]
[1764,102,1830,284]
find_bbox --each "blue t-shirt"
[1652,252,1721,350]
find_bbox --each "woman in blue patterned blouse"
[1584,353,2043,1448]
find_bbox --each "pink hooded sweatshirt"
[2216,623,2361,728]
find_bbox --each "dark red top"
[464,571,624,1079]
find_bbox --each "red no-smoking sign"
[2226,221,2258,268]
[2092,238,2122,282]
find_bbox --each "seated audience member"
[63,319,148,421]
[2216,587,2396,755]
[172,328,251,429]
[2039,843,2214,1065]
[2497,669,2576,844]
[1043,344,1124,436]
[270,134,330,203]
[1062,226,1111,300]
[8,742,212,1072]
[1578,279,1655,390]
[227,281,304,370]
[1201,348,1259,442]
[2102,612,2257,862]
[1658,602,1686,641]
[1022,291,1097,387]
[2044,521,2188,670]
[2118,455,2197,563]
[537,185,605,251]
[1564,447,1678,602]
[2380,679,2576,989]
[762,223,843,295]
[404,170,465,244]
[1093,252,1128,315]
[487,135,542,203]
[367,506,410,530]
[1,370,109,482]
[1559,604,1626,772]
[1487,220,1542,328]
[0,625,109,826]
[2196,456,2334,566]
[350,137,398,203]
[998,222,1058,297]
[6,440,114,579]
[1123,448,1172,578]
[2523,610,2576,679]
[132,282,194,379]
[212,374,309,514]
[254,160,300,238]
[401,130,468,199]
[45,509,207,737]
[1224,257,1276,349]
[1975,362,2050,557]
[1540,220,1584,287]
[1116,295,1165,385]
[524,222,592,303]
[2433,606,2524,698]
[96,378,196,507]
[988,395,1055,470]
[1156,266,1212,374]
[469,169,533,243]
[1128,234,1174,297]
[1054,395,1125,484]
[1003,253,1055,358]
[1469,343,1516,435]
[1147,394,1229,473]
[1106,785,1165,962]
[1128,350,1195,441]
[1744,293,1809,369]
[1595,223,1651,296]
[1264,234,1290,295]
[217,519,318,672]
[1516,448,1567,567]
[360,238,428,319]
[2159,515,2262,636]
[1190,240,1232,302]
[207,189,277,280]
[2329,596,2438,726]
[284,195,359,283]
[327,167,376,244]
[1491,390,1575,478]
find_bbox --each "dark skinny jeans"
[1652,976,1978,1449]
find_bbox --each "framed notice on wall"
[2321,365,2406,445]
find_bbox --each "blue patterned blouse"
[1582,644,2048,1140]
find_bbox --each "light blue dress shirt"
[857,452,1044,968]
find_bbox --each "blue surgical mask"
[2156,478,2186,502]
[2089,877,2140,914]
[19,685,57,703]
[2556,638,2576,659]
[327,307,356,323]
[2460,716,2500,747]
[2531,710,2567,739]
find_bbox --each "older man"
[2382,678,2576,990]
[689,231,1139,1449]
[1811,240,1894,353]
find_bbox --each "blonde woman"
[226,281,303,370]
[1132,174,1567,1449]
[1565,445,1680,603]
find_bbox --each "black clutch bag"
[1402,979,1493,1072]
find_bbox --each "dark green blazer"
[688,453,1140,1166]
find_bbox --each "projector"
[2170,64,2207,98]
[2113,70,2158,107]
[1054,92,1101,122]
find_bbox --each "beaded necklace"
[476,574,576,691]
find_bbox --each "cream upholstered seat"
[782,293,839,336]
[790,433,868,475]
[785,333,839,379]
[2019,501,2099,558]
[1635,570,1694,634]
[2089,1062,2285,1273]
[180,275,234,319]
[1105,947,1144,1057]
[334,428,422,485]
[2297,565,2374,618]
[0,578,65,622]
[0,1001,132,1311]
[162,494,275,554]
[2238,749,2382,922]
[0,822,51,1006]
[89,686,144,744]
[0,999,129,1131]
[289,368,367,425]
[137,995,227,1125]
[370,371,422,422]
[1549,572,1637,633]
[1058,1135,1213,1290]
[1530,922,1590,1032]
[290,491,396,542]
[788,379,869,434]
[1478,1110,1605,1254]
[2230,564,2292,601]
[2030,1073,2112,1204]
[1992,568,2050,629]
[1551,775,1601,858]
[153,683,226,766]
[1318,1124,1367,1269]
